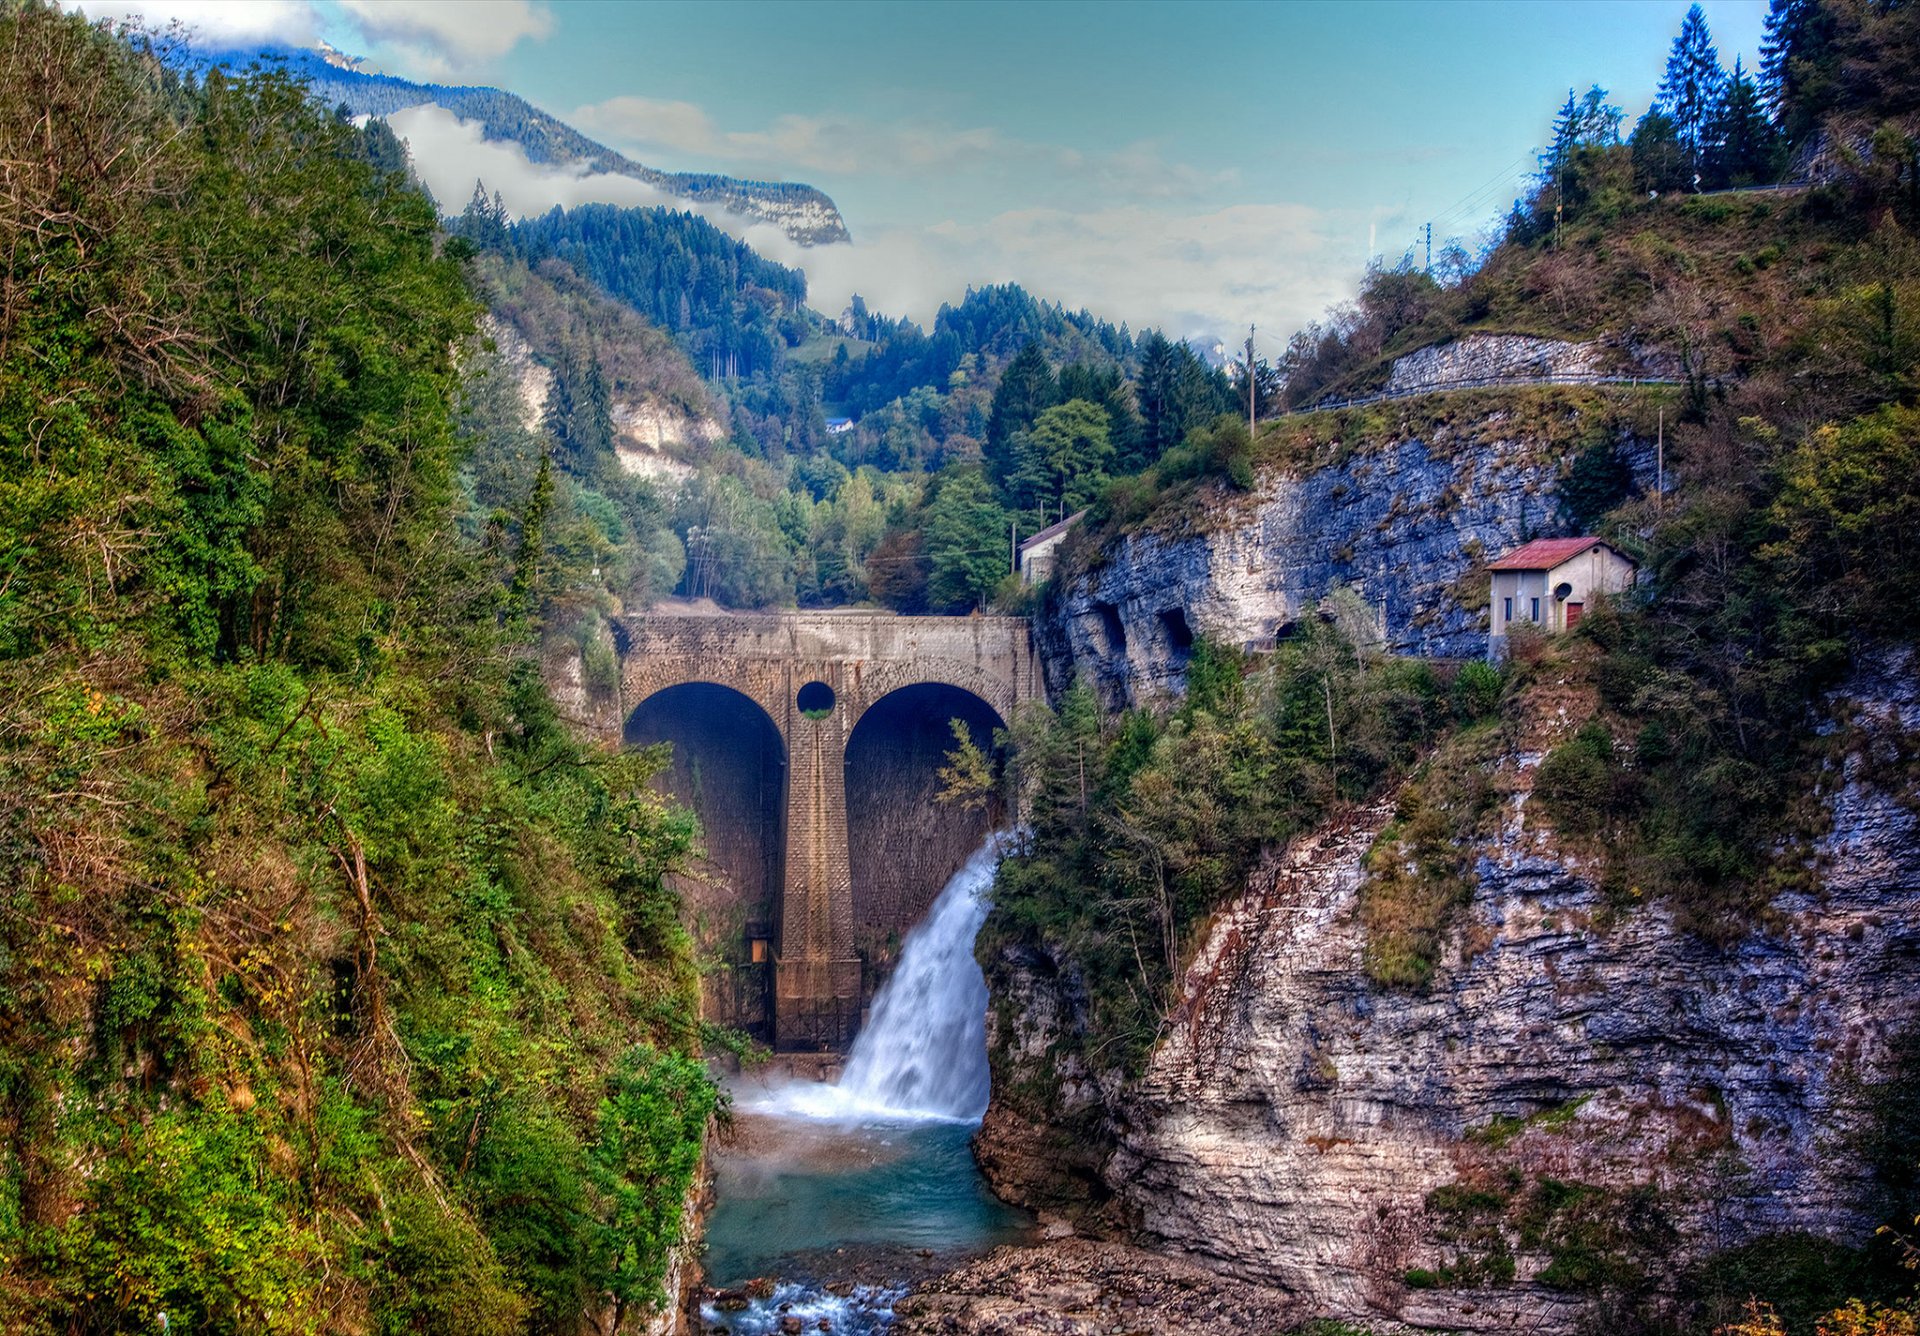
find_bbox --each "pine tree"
[545,341,614,469]
[1760,0,1842,142]
[1658,4,1729,180]
[1546,88,1583,178]
[1707,59,1786,187]
[985,342,1057,494]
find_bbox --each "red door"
[1565,601,1584,629]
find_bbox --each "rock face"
[1042,428,1593,706]
[892,1239,1301,1335]
[481,313,721,486]
[982,651,1920,1331]
[1382,333,1679,396]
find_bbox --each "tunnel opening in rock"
[626,683,786,1042]
[844,684,1006,1012]
[1158,606,1195,665]
[1094,601,1128,654]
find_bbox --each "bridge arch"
[625,682,787,1041]
[606,610,1041,1048]
[845,683,1007,975]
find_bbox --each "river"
[696,837,1031,1334]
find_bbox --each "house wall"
[1488,546,1637,657]
[1489,570,1549,645]
[1020,532,1069,587]
[1544,547,1636,631]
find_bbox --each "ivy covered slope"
[0,10,713,1335]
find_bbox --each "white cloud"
[752,203,1360,347]
[71,0,319,46]
[387,103,670,217]
[391,106,1356,347]
[570,97,1230,205]
[571,96,1008,178]
[337,0,552,76]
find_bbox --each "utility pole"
[1656,407,1664,512]
[1424,222,1432,273]
[1010,519,1018,577]
[1244,324,1257,436]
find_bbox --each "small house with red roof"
[1487,536,1635,657]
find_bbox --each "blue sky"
[79,0,1770,347]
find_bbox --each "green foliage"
[508,202,808,380]
[984,624,1444,1076]
[0,12,715,1333]
[1451,659,1506,721]
[923,467,1013,611]
[1561,434,1637,531]
[1010,398,1114,522]
[587,1047,718,1323]
[1360,721,1499,988]
[1690,1233,1886,1335]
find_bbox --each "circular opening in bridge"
[797,680,835,719]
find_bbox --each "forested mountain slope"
[193,42,851,245]
[0,10,714,1332]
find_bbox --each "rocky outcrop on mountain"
[1041,423,1638,706]
[1383,333,1676,395]
[194,45,851,245]
[480,313,718,484]
[983,651,1920,1331]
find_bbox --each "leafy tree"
[922,467,1012,611]
[1011,398,1114,522]
[985,341,1058,490]
[1560,437,1636,532]
[0,11,717,1334]
[1631,107,1692,195]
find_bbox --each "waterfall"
[754,833,1006,1123]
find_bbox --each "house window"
[1502,596,1513,625]
[1530,597,1541,622]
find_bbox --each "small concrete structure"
[1487,536,1636,657]
[1018,510,1085,587]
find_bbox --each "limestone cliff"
[979,650,1920,1330]
[1042,407,1653,708]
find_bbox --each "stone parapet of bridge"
[610,610,1041,1049]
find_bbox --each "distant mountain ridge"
[191,44,852,246]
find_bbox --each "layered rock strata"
[982,653,1920,1331]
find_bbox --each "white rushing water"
[749,833,1007,1124]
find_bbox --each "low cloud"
[338,0,553,78]
[393,104,1360,347]
[572,97,1231,206]
[751,202,1362,347]
[571,96,1006,178]
[387,103,672,217]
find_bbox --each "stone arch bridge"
[605,610,1041,1048]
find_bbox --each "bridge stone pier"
[611,610,1042,1049]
